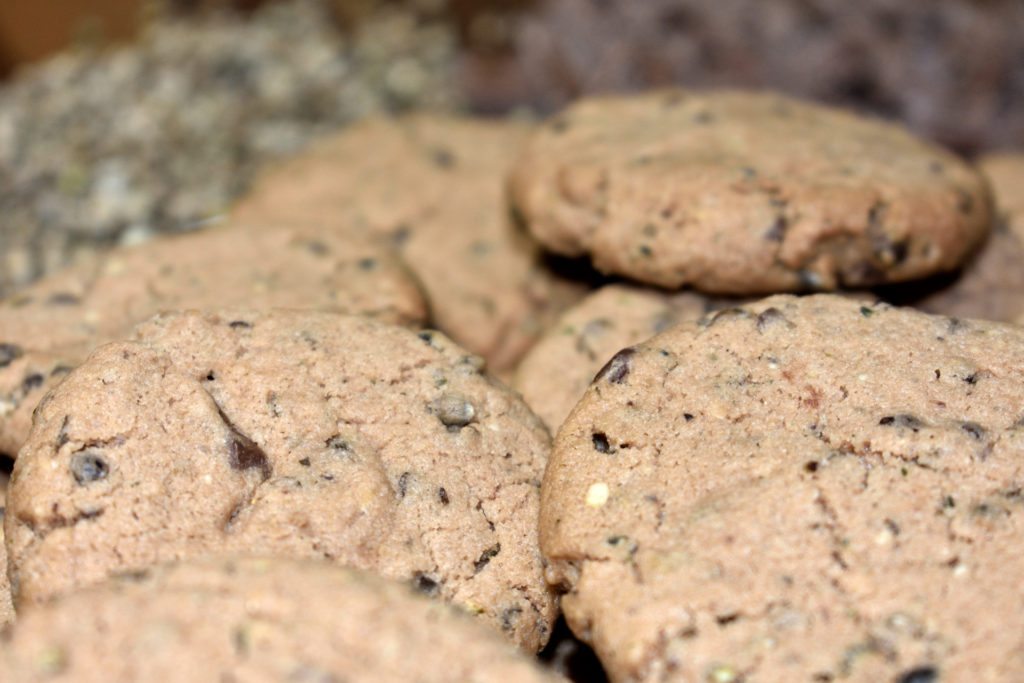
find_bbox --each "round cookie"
[509,90,993,294]
[7,310,556,651]
[896,153,1024,322]
[233,114,587,371]
[542,294,1024,681]
[0,556,563,682]
[512,285,712,433]
[0,221,426,459]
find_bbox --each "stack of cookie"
[1,89,1022,681]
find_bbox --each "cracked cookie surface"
[512,285,712,434]
[509,90,992,294]
[541,294,1024,681]
[233,114,586,371]
[6,310,555,651]
[0,222,427,460]
[0,556,562,682]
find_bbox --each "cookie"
[6,310,556,651]
[541,294,1024,680]
[233,114,587,371]
[509,90,993,294]
[0,468,10,627]
[0,221,427,458]
[512,285,712,433]
[0,556,562,682]
[892,153,1024,323]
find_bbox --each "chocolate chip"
[0,343,23,369]
[228,320,252,329]
[220,408,271,480]
[397,471,410,498]
[592,432,614,454]
[22,373,44,392]
[860,306,874,317]
[430,146,456,168]
[947,317,968,334]
[413,572,439,595]
[50,365,73,376]
[298,457,311,467]
[325,435,352,454]
[593,347,636,384]
[683,413,694,421]
[439,487,449,505]
[764,215,788,241]
[897,667,937,683]
[205,371,216,381]
[804,461,819,473]
[756,307,792,332]
[70,452,108,484]
[879,414,925,431]
[428,393,475,431]
[474,543,501,573]
[501,606,523,631]
[961,422,985,439]
[47,292,81,306]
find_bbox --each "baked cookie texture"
[513,284,712,433]
[509,90,993,294]
[0,471,11,626]
[6,310,556,651]
[233,113,586,371]
[0,221,426,459]
[0,556,563,682]
[541,294,1024,681]
[904,153,1024,323]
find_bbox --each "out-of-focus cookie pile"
[2,3,1024,682]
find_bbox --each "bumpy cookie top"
[509,90,992,294]
[906,153,1024,323]
[541,294,1024,681]
[234,114,585,371]
[512,284,711,433]
[0,221,426,458]
[0,556,563,682]
[7,310,556,651]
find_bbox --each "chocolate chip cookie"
[233,114,586,371]
[0,556,562,682]
[509,90,993,294]
[7,310,555,651]
[512,285,712,433]
[0,221,427,459]
[542,294,1024,680]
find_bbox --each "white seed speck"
[585,482,609,507]
[857,374,868,381]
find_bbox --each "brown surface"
[510,90,993,295]
[0,219,427,459]
[0,556,562,682]
[234,114,587,371]
[7,310,556,650]
[542,294,1024,681]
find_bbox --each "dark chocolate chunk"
[592,432,614,454]
[961,422,985,439]
[220,408,271,480]
[756,307,792,332]
[860,306,874,317]
[683,413,694,422]
[593,347,636,385]
[0,343,23,369]
[879,414,925,431]
[325,435,352,454]
[438,487,449,505]
[804,461,819,473]
[298,457,311,467]
[474,543,501,573]
[397,471,410,498]
[70,452,109,485]
[228,320,252,329]
[22,372,45,392]
[897,666,938,683]
[413,572,439,595]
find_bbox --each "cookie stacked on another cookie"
[509,90,992,294]
[7,310,557,651]
[0,222,427,460]
[0,556,562,682]
[234,114,587,373]
[541,294,1024,680]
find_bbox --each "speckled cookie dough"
[0,469,11,626]
[0,221,427,459]
[541,294,1024,681]
[7,310,556,651]
[899,153,1024,323]
[0,556,563,682]
[512,285,712,433]
[509,90,993,294]
[233,113,587,371]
